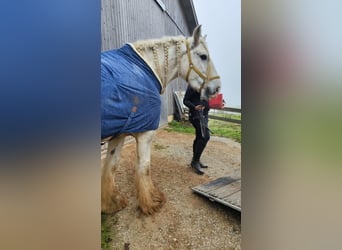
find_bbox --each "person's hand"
[194,105,204,111]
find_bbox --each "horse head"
[181,25,221,101]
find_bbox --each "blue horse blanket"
[101,44,162,139]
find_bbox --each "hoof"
[101,193,128,214]
[139,189,166,215]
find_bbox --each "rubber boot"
[191,143,204,174]
[191,158,204,175]
[194,138,208,169]
[199,162,208,168]
[193,138,208,168]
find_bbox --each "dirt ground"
[102,128,241,250]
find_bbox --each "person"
[183,85,210,175]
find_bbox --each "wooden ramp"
[192,177,241,212]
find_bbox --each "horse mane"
[133,35,186,48]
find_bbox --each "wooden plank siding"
[101,0,197,126]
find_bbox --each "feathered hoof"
[101,192,128,214]
[138,188,166,215]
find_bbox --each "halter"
[185,39,220,93]
[135,38,220,95]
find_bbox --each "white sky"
[192,0,241,107]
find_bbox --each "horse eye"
[199,54,207,60]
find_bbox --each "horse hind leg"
[134,130,166,215]
[101,135,128,214]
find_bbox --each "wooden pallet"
[192,177,241,212]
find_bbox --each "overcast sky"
[192,0,241,107]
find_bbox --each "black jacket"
[183,86,209,119]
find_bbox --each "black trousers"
[190,116,210,162]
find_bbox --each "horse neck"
[132,36,186,91]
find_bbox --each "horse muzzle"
[201,80,221,101]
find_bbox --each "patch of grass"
[208,119,241,142]
[166,119,241,143]
[101,214,118,250]
[154,143,169,150]
[165,120,195,134]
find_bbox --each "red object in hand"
[209,93,224,109]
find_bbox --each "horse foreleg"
[101,135,128,214]
[135,130,166,215]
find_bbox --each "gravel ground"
[102,128,241,250]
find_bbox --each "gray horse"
[101,25,221,215]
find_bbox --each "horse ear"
[192,25,202,47]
